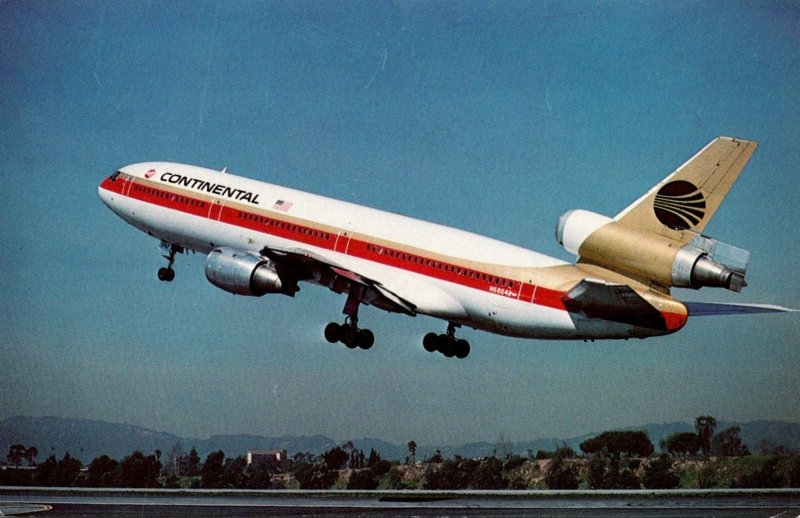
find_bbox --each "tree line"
[3,416,799,489]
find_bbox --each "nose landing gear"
[157,244,182,282]
[423,322,470,359]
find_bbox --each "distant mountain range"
[2,416,798,465]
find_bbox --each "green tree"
[788,455,800,487]
[87,455,119,487]
[579,431,654,457]
[322,446,349,471]
[25,446,39,467]
[661,432,700,458]
[245,462,273,489]
[186,447,201,477]
[587,454,641,489]
[424,458,461,489]
[220,456,247,488]
[732,456,783,488]
[118,451,161,488]
[544,450,578,490]
[33,455,59,486]
[641,454,679,489]
[33,452,83,487]
[469,457,506,489]
[369,459,393,478]
[201,451,226,488]
[6,444,26,467]
[711,427,749,457]
[347,469,379,489]
[697,464,718,488]
[695,416,717,456]
[294,463,338,489]
[427,450,443,463]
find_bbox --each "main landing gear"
[324,317,375,350]
[324,284,375,350]
[423,322,470,359]
[157,244,182,282]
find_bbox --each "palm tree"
[407,441,417,465]
[25,446,39,466]
[694,415,717,456]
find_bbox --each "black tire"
[357,329,375,350]
[158,267,174,282]
[439,336,455,358]
[454,339,470,359]
[423,333,438,352]
[342,327,358,348]
[324,322,341,343]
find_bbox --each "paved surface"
[2,488,799,517]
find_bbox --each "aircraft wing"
[562,279,668,330]
[684,302,797,316]
[260,245,417,316]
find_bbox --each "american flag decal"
[272,199,293,212]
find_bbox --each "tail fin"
[614,136,758,242]
[557,137,758,292]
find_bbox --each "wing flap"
[562,279,667,330]
[260,245,417,316]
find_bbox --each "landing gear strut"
[157,244,181,282]
[324,284,375,350]
[423,322,470,359]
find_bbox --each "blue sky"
[1,1,798,447]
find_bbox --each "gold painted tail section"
[614,136,758,243]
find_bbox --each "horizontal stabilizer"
[685,302,798,316]
[562,279,667,330]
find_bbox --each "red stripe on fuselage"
[100,176,686,331]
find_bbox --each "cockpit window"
[109,171,121,182]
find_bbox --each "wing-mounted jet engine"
[205,247,287,296]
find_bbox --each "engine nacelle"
[205,247,283,296]
[556,210,748,292]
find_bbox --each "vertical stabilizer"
[614,137,757,242]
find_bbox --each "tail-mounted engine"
[205,247,283,296]
[556,209,748,292]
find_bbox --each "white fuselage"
[99,162,673,340]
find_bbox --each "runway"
[2,488,799,517]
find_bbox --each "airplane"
[98,136,794,359]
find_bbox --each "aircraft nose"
[98,171,122,209]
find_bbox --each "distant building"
[246,450,287,468]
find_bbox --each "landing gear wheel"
[343,331,358,349]
[454,339,471,359]
[324,322,341,344]
[324,319,374,351]
[423,333,438,352]
[422,323,470,359]
[158,244,181,282]
[357,329,374,350]
[440,338,455,358]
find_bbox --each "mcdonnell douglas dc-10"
[99,136,793,359]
